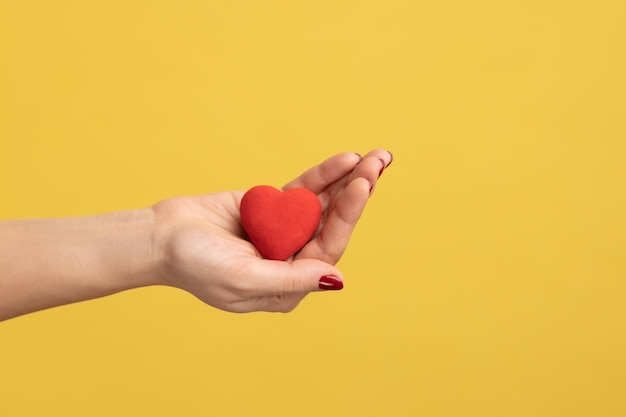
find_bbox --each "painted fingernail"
[378,159,385,177]
[319,275,344,290]
[387,151,393,167]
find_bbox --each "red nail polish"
[378,159,385,177]
[319,275,344,290]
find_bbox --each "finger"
[347,148,392,186]
[315,154,381,210]
[283,152,361,193]
[315,149,392,209]
[298,177,371,265]
[360,148,393,170]
[236,258,344,299]
[223,293,305,313]
[246,294,305,313]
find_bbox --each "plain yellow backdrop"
[1,1,625,416]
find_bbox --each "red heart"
[240,185,322,261]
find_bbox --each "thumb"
[249,258,344,297]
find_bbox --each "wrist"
[99,207,166,290]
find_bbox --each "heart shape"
[240,185,322,261]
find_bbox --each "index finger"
[282,152,361,194]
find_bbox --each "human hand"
[152,149,393,313]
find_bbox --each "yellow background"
[1,1,625,416]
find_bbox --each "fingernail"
[319,275,344,290]
[387,150,393,167]
[355,152,362,162]
[378,158,385,177]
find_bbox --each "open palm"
[152,149,392,313]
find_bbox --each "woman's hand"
[152,149,393,313]
[0,149,392,320]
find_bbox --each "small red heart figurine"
[240,185,322,261]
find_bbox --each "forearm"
[0,209,161,321]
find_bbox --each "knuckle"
[231,277,254,297]
[281,275,304,296]
[277,296,302,313]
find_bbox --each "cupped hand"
[151,149,392,313]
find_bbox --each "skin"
[0,149,392,321]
